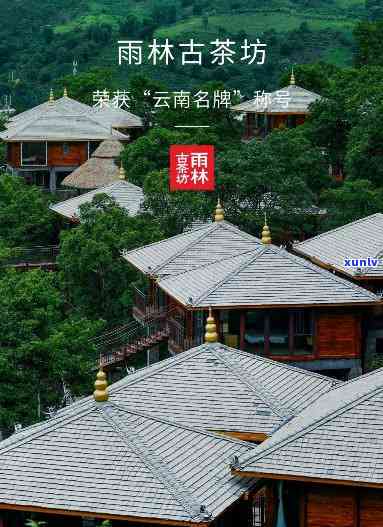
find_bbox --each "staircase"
[92,309,173,368]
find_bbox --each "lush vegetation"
[1,1,383,437]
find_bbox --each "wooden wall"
[47,142,88,166]
[303,485,383,527]
[316,313,361,359]
[6,143,20,167]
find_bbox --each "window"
[21,142,47,166]
[245,311,266,353]
[62,143,70,155]
[269,310,290,355]
[293,310,313,354]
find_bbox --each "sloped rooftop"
[232,81,321,114]
[123,220,261,277]
[234,367,383,488]
[0,400,256,524]
[1,95,142,141]
[294,213,383,278]
[50,180,144,220]
[157,245,381,308]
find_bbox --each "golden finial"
[290,67,296,86]
[214,199,224,222]
[93,367,109,402]
[119,164,126,180]
[261,212,272,244]
[48,88,54,104]
[205,307,218,343]
[63,86,68,97]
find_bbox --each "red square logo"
[169,145,215,191]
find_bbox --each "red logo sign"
[169,145,215,191]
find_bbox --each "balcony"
[167,316,203,354]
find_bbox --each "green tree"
[56,68,118,105]
[58,195,163,324]
[320,179,383,230]
[0,269,100,434]
[354,21,383,67]
[0,173,58,246]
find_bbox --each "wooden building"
[232,366,383,526]
[122,203,381,380]
[0,318,339,527]
[0,89,143,192]
[294,213,383,369]
[231,71,321,140]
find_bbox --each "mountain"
[0,0,369,110]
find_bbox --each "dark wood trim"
[0,504,197,526]
[232,470,383,490]
[299,490,307,527]
[213,430,268,442]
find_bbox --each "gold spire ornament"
[214,199,224,222]
[48,88,54,104]
[205,307,218,343]
[290,68,296,86]
[63,86,68,97]
[261,213,272,244]
[93,367,109,402]
[119,164,126,180]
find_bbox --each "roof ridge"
[295,213,383,248]
[122,223,213,263]
[109,398,254,446]
[210,347,293,419]
[100,405,212,521]
[151,222,220,275]
[279,247,380,300]
[238,380,383,469]
[190,247,267,306]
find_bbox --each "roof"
[92,138,123,158]
[1,96,142,141]
[49,180,144,220]
[61,157,120,189]
[0,400,257,524]
[232,83,321,114]
[89,105,143,129]
[156,245,381,308]
[122,220,261,277]
[294,213,383,279]
[234,367,383,488]
[104,342,339,436]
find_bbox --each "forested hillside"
[0,0,379,110]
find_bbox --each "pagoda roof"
[122,220,261,277]
[0,340,340,522]
[156,244,381,308]
[294,213,383,279]
[1,96,142,141]
[0,399,256,524]
[234,367,383,488]
[50,180,144,221]
[96,342,336,437]
[232,83,321,114]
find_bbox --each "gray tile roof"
[232,83,321,114]
[235,367,383,487]
[0,397,257,522]
[122,220,261,277]
[1,96,142,141]
[50,180,144,220]
[157,245,381,308]
[64,343,338,436]
[294,213,383,278]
